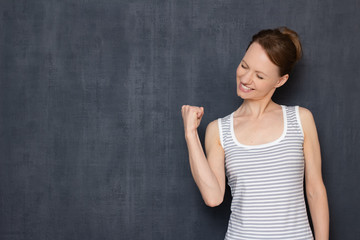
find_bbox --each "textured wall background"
[0,0,359,239]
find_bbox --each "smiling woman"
[181,27,329,240]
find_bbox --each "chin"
[237,90,252,100]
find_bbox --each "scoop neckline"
[230,105,287,149]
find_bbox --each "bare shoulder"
[205,119,222,151]
[206,119,219,133]
[298,106,315,124]
[298,106,317,138]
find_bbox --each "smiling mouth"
[240,83,254,90]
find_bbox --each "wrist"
[185,129,198,140]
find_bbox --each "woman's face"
[236,42,288,100]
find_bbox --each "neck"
[238,99,278,119]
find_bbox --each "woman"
[181,27,329,239]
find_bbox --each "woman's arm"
[181,105,226,207]
[299,107,330,240]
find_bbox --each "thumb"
[199,106,204,117]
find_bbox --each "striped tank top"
[218,105,314,240]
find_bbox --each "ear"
[276,74,289,88]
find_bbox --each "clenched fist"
[181,105,204,135]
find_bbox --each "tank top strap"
[217,113,232,149]
[284,105,305,141]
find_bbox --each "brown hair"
[247,27,302,76]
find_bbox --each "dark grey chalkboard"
[1,1,359,239]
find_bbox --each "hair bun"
[278,27,302,62]
[249,26,303,75]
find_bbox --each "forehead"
[243,42,279,75]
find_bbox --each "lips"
[239,83,254,93]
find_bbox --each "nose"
[241,71,253,85]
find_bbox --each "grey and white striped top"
[218,105,314,240]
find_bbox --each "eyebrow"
[242,60,268,77]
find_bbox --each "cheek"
[259,80,277,91]
[236,74,242,84]
[236,67,245,79]
[236,64,245,74]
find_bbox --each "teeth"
[242,83,252,90]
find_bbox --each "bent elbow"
[204,196,223,207]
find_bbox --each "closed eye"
[241,64,248,69]
[257,74,264,79]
